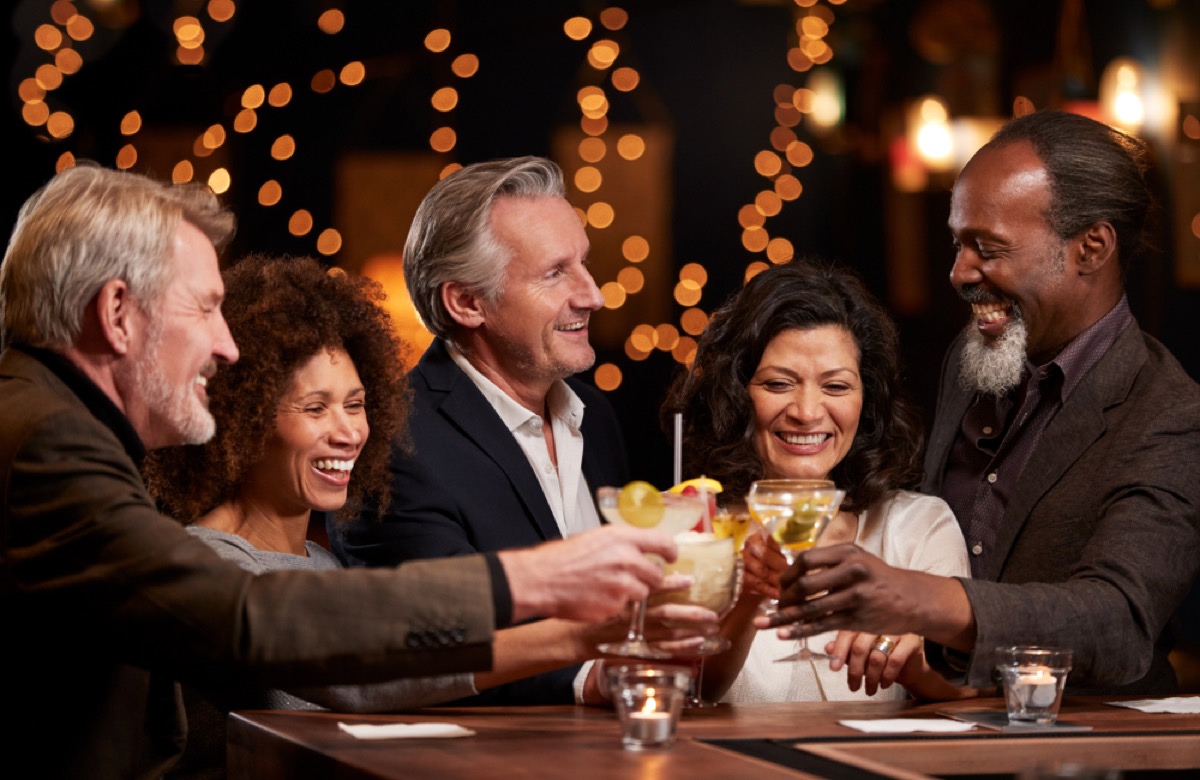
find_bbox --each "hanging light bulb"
[1100,57,1146,133]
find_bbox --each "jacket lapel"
[983,325,1146,581]
[418,340,563,542]
[923,336,974,494]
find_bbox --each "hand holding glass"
[745,479,845,662]
[596,486,707,659]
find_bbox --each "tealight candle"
[1015,666,1058,709]
[627,699,672,743]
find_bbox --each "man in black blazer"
[1,163,681,778]
[765,111,1200,696]
[332,157,707,705]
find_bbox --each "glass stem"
[627,598,648,641]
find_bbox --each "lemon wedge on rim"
[617,481,665,528]
[667,477,724,494]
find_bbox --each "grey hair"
[403,156,567,340]
[1,162,235,350]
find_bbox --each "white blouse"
[722,491,970,703]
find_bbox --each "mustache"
[958,284,1006,305]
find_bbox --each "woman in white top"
[663,260,974,702]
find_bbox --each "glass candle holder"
[609,667,690,750]
[996,646,1073,725]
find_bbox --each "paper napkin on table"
[337,721,476,739]
[838,718,977,734]
[1107,696,1200,714]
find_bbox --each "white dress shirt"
[448,343,602,539]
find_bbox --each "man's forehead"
[952,145,1051,215]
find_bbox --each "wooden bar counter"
[228,696,1200,779]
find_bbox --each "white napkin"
[838,718,977,733]
[1107,696,1200,714]
[337,721,476,739]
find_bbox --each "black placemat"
[701,738,897,780]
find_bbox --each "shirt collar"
[18,344,147,465]
[1029,295,1133,401]
[446,340,585,433]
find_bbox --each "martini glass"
[596,486,707,659]
[745,479,844,663]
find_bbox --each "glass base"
[598,640,676,660]
[775,646,828,663]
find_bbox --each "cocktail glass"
[648,531,741,707]
[711,501,757,553]
[596,486,707,659]
[745,479,844,663]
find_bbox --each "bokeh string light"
[739,0,846,287]
[13,1,845,397]
[565,7,708,390]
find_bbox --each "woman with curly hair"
[662,260,972,703]
[145,255,711,778]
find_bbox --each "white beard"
[958,316,1028,397]
[129,329,216,446]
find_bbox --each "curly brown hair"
[144,254,409,523]
[661,260,924,513]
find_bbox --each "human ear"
[1076,221,1117,276]
[95,280,135,355]
[441,281,486,329]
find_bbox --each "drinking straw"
[673,412,683,488]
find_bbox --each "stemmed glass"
[596,486,707,659]
[745,479,845,663]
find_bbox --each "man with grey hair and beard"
[763,110,1200,697]
[331,155,717,706]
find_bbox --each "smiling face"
[748,326,863,482]
[242,347,369,516]
[122,220,239,449]
[470,195,603,407]
[948,141,1089,366]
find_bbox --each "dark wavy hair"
[661,260,924,512]
[144,254,409,523]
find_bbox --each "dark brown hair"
[144,255,409,523]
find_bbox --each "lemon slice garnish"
[668,477,724,494]
[617,481,665,528]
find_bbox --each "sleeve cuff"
[484,552,514,628]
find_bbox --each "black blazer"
[331,338,630,703]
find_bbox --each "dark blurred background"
[4,0,1198,487]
